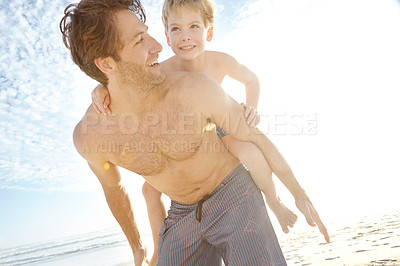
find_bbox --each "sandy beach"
[277,210,400,265]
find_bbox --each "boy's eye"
[191,25,199,29]
[171,27,179,32]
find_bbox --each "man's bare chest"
[98,110,207,175]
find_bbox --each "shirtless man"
[60,0,329,265]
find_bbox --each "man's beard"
[116,60,165,94]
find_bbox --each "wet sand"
[278,210,400,265]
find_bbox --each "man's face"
[114,10,165,88]
[165,6,213,61]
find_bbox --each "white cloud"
[0,0,179,192]
[0,0,97,192]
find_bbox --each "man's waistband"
[171,163,248,210]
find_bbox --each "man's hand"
[133,246,150,266]
[295,195,330,243]
[91,83,111,116]
[241,103,260,127]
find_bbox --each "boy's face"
[165,6,213,61]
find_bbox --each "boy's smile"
[180,45,196,50]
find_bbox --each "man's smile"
[148,60,159,67]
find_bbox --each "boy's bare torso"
[78,72,239,204]
[162,51,227,83]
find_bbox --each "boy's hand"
[241,103,260,127]
[91,84,111,115]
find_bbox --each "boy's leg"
[221,135,297,234]
[142,182,167,263]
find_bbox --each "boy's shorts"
[216,125,229,138]
[157,164,287,266]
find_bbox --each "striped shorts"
[157,164,287,266]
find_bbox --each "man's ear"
[165,32,171,46]
[206,26,214,42]
[94,57,115,75]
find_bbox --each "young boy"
[92,0,297,261]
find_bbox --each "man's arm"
[87,161,147,259]
[191,74,330,243]
[73,124,149,264]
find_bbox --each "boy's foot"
[270,201,298,233]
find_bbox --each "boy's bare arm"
[216,52,260,126]
[91,83,111,116]
[218,52,260,108]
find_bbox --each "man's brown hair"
[60,0,146,85]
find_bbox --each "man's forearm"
[103,185,143,253]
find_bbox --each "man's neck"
[107,80,157,115]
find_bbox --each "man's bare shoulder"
[164,71,220,98]
[73,106,104,162]
[160,55,179,72]
[162,71,229,117]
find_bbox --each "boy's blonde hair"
[162,0,215,30]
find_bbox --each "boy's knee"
[238,143,272,175]
[142,182,161,198]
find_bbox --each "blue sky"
[1,0,400,250]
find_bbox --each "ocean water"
[1,210,399,265]
[0,228,145,266]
